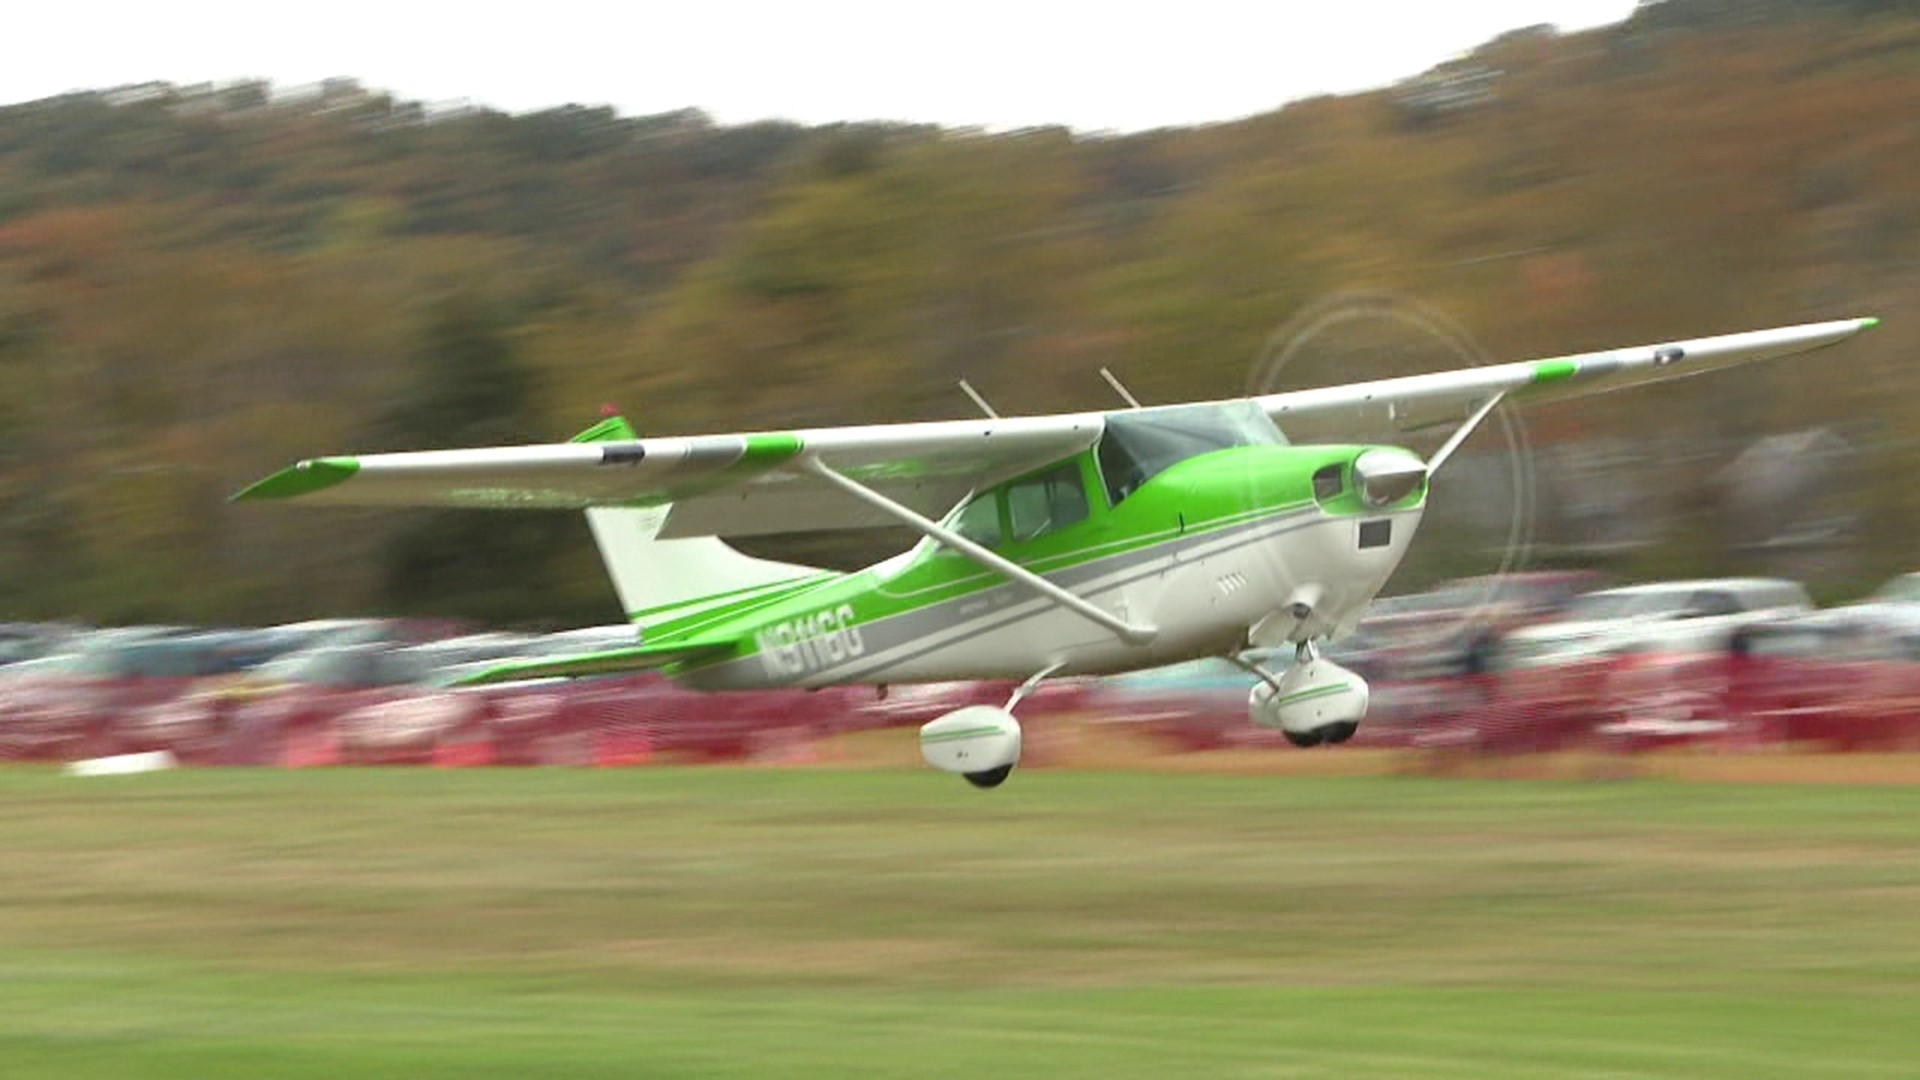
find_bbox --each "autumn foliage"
[0,5,1916,624]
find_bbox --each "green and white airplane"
[239,317,1877,787]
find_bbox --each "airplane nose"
[1353,448,1427,508]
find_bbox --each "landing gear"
[1235,639,1371,749]
[964,765,1014,789]
[1277,710,1356,747]
[920,663,1063,789]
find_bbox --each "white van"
[1498,578,1812,669]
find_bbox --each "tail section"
[573,413,827,632]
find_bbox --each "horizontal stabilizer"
[449,640,735,686]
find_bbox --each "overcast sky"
[14,1,1640,132]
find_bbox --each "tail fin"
[572,413,826,631]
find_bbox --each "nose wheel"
[1233,639,1370,749]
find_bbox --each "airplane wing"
[237,318,1875,537]
[1255,318,1877,441]
[235,412,1103,538]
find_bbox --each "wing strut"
[800,458,1159,646]
[1426,391,1506,474]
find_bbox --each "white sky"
[13,1,1640,132]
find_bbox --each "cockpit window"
[1006,463,1090,542]
[1097,401,1286,505]
[946,492,1003,547]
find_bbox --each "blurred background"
[0,0,1913,635]
[5,7,1920,1075]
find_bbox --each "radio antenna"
[957,379,999,419]
[1099,367,1143,409]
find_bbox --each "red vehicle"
[1717,606,1920,752]
[1551,605,1920,755]
[0,629,247,762]
[174,643,453,765]
[216,636,551,765]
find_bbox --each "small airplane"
[238,316,1879,787]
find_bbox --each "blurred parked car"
[0,628,260,761]
[1718,603,1920,751]
[418,625,638,688]
[129,642,445,763]
[1361,570,1606,678]
[1498,577,1812,671]
[262,617,475,651]
[1081,635,1429,751]
[1869,572,1920,605]
[0,624,87,668]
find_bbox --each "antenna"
[1099,367,1143,409]
[957,379,999,419]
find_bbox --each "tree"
[376,296,613,624]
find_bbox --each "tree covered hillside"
[1,1,1915,625]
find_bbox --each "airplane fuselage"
[656,440,1427,691]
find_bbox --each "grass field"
[3,766,1918,1078]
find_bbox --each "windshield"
[1097,401,1285,505]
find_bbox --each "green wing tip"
[570,414,639,443]
[1862,317,1881,330]
[230,457,360,502]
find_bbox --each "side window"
[1006,464,1090,542]
[947,493,1002,548]
[1685,590,1741,618]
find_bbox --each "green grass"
[2,767,1918,1077]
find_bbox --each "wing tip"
[230,457,361,502]
[1861,316,1881,331]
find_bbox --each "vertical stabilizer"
[572,414,825,631]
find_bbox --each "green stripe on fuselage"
[629,573,834,622]
[639,573,845,640]
[652,442,1419,675]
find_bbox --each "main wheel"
[1283,729,1324,748]
[964,764,1014,789]
[1321,721,1359,745]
